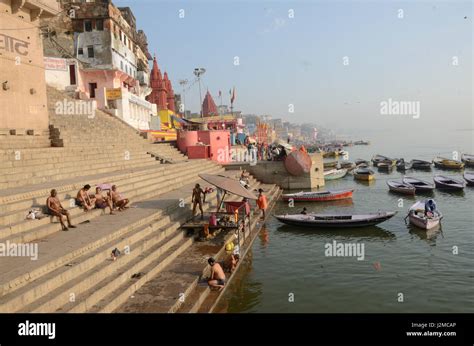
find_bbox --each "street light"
[193,67,206,118]
[178,79,188,118]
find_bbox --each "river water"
[216,129,474,312]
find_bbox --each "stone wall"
[225,153,325,190]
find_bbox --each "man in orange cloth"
[256,188,268,220]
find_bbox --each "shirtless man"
[192,183,205,219]
[207,257,226,290]
[110,185,129,211]
[76,184,95,211]
[46,189,76,231]
[95,187,115,215]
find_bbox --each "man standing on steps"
[47,189,77,231]
[257,188,268,221]
[192,183,205,220]
[207,257,226,290]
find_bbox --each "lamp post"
[178,79,188,118]
[193,67,206,118]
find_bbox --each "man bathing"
[46,189,76,231]
[110,185,129,211]
[207,257,226,290]
[95,187,115,215]
[76,184,95,211]
[192,183,205,219]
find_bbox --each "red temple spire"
[147,55,169,110]
[202,90,218,116]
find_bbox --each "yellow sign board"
[106,88,122,100]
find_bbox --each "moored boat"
[406,201,442,230]
[323,161,339,169]
[377,160,395,172]
[372,154,396,167]
[463,172,474,186]
[433,157,464,170]
[354,167,375,181]
[387,180,416,195]
[461,154,474,168]
[281,189,354,202]
[410,159,432,170]
[396,158,412,171]
[402,176,435,192]
[340,161,356,171]
[354,140,370,145]
[433,175,465,190]
[324,168,348,180]
[274,211,396,228]
[355,159,369,166]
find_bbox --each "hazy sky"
[115,0,472,134]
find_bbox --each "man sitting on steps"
[46,189,76,231]
[76,184,95,211]
[110,185,129,211]
[94,187,115,215]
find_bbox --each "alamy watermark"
[380,98,420,119]
[55,98,96,119]
[325,240,365,261]
[0,241,38,260]
[217,146,257,165]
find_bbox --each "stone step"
[106,178,265,313]
[0,160,214,224]
[0,164,223,244]
[0,160,210,208]
[0,152,153,174]
[0,158,159,188]
[0,160,217,230]
[0,171,224,310]
[0,162,218,240]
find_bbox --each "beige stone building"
[0,0,59,135]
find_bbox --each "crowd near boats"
[275,151,474,232]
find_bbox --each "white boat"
[324,168,348,180]
[406,201,442,230]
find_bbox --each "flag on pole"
[230,86,236,104]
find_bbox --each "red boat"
[282,189,354,202]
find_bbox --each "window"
[96,19,104,31]
[89,83,97,98]
[87,46,94,58]
[78,47,83,55]
[84,20,92,32]
[69,64,76,85]
[120,61,123,71]
[124,35,127,45]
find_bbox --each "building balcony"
[137,70,149,86]
[11,0,60,18]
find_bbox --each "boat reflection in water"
[408,224,442,243]
[276,223,396,240]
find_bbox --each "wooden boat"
[372,154,395,167]
[281,189,354,202]
[340,161,356,171]
[396,159,412,171]
[377,161,394,172]
[274,211,396,228]
[387,180,416,195]
[355,159,369,166]
[463,172,474,186]
[323,151,338,158]
[354,167,375,181]
[354,140,370,145]
[406,201,442,230]
[433,175,465,190]
[402,177,435,192]
[324,168,348,180]
[410,159,432,170]
[323,161,339,169]
[433,157,464,170]
[461,154,474,168]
